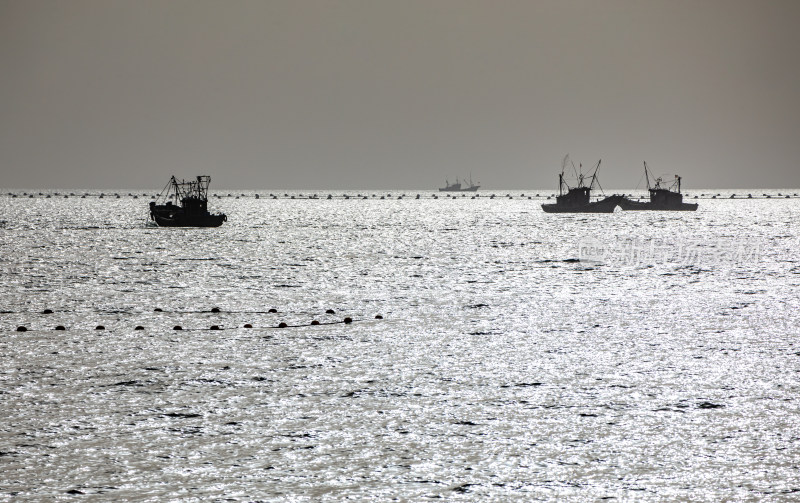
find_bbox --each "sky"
[1,0,799,190]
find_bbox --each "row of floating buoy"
[25,307,345,315]
[223,193,544,200]
[5,192,556,200]
[6,192,153,199]
[12,307,382,332]
[6,191,800,200]
[13,315,383,332]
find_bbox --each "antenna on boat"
[558,155,567,196]
[568,156,580,181]
[588,159,604,195]
[644,161,652,190]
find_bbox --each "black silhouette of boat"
[618,162,698,211]
[541,157,623,213]
[149,176,227,227]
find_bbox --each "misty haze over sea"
[3,1,800,190]
[3,0,800,500]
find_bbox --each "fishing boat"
[439,174,480,192]
[541,157,623,213]
[618,162,698,211]
[149,176,227,227]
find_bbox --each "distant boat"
[149,176,227,227]
[541,156,623,213]
[618,162,698,211]
[439,175,480,192]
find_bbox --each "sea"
[1,189,799,501]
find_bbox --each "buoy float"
[278,322,288,328]
[95,325,105,330]
[16,326,27,332]
[210,307,221,313]
[173,326,182,330]
[311,320,320,325]
[55,325,66,330]
[210,325,221,330]
[343,317,353,324]
[375,315,383,319]
[243,324,253,328]
[42,309,53,314]
[326,309,335,314]
[268,308,278,313]
[134,326,144,330]
[154,308,163,312]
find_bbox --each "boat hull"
[439,186,479,192]
[150,207,226,227]
[618,199,698,211]
[541,195,623,213]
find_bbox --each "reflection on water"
[1,192,799,500]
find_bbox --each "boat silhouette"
[149,176,227,227]
[618,162,698,211]
[439,174,480,192]
[541,156,623,213]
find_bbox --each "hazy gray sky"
[2,0,799,189]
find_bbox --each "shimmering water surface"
[1,190,799,501]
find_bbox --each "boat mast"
[559,154,571,196]
[171,176,179,205]
[588,159,601,191]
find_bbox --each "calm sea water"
[1,190,799,501]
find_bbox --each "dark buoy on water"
[210,325,221,330]
[42,309,53,314]
[16,326,27,332]
[268,308,278,313]
[154,308,163,312]
[173,325,182,330]
[243,324,253,328]
[375,315,383,319]
[134,326,144,330]
[55,325,66,331]
[210,307,221,313]
[278,322,288,328]
[95,325,105,330]
[326,309,335,314]
[343,317,353,324]
[311,320,320,325]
